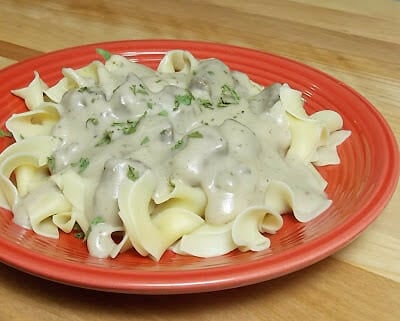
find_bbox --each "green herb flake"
[147,102,153,109]
[83,216,105,241]
[78,86,89,93]
[95,130,113,147]
[122,122,138,135]
[158,110,168,117]
[127,165,139,181]
[47,156,55,171]
[113,112,147,135]
[85,117,99,128]
[207,71,215,75]
[187,131,203,139]
[140,136,150,145]
[91,216,105,225]
[173,139,185,150]
[198,98,213,109]
[168,178,176,188]
[217,84,240,108]
[130,84,149,96]
[174,92,194,108]
[71,157,90,173]
[217,98,229,108]
[172,130,203,150]
[96,48,112,61]
[0,129,13,138]
[222,85,240,101]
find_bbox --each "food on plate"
[0,49,350,260]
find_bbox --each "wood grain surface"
[0,1,399,320]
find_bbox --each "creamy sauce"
[49,57,326,256]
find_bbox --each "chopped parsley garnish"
[112,112,147,135]
[85,117,99,128]
[198,98,213,109]
[71,157,90,173]
[0,129,13,138]
[130,84,149,95]
[122,122,138,135]
[173,130,203,150]
[207,71,215,75]
[168,178,176,189]
[95,130,113,146]
[147,102,153,109]
[112,84,122,94]
[173,139,185,150]
[217,84,240,107]
[85,216,105,240]
[174,92,194,108]
[91,216,105,225]
[78,86,89,93]
[96,48,112,61]
[158,110,168,116]
[47,156,55,172]
[140,136,150,145]
[187,131,203,139]
[127,165,139,181]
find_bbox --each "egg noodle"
[0,49,350,260]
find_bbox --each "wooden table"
[0,1,399,320]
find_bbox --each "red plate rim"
[0,40,398,294]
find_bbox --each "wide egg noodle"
[96,62,121,100]
[14,164,49,197]
[11,71,48,110]
[44,78,73,103]
[264,179,332,223]
[232,206,283,252]
[6,102,60,141]
[157,50,199,74]
[61,60,103,89]
[50,168,89,233]
[0,136,59,210]
[171,222,236,258]
[117,170,204,261]
[152,178,207,216]
[14,180,72,238]
[105,54,157,79]
[281,84,350,165]
[280,84,328,163]
[312,129,351,166]
[86,223,125,259]
[45,60,107,103]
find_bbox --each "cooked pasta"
[0,49,350,260]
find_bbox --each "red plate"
[0,40,398,294]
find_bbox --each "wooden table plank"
[0,41,43,61]
[0,258,398,321]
